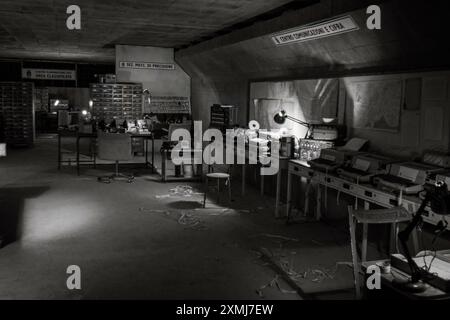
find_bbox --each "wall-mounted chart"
[347,79,402,132]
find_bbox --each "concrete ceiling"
[0,0,310,63]
[176,0,450,80]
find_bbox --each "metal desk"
[160,148,203,182]
[57,130,155,175]
[285,159,450,230]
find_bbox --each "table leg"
[275,168,281,218]
[162,150,166,182]
[286,171,292,218]
[145,137,149,168]
[76,136,80,176]
[305,179,310,216]
[316,184,322,220]
[260,167,264,196]
[362,223,368,262]
[241,164,246,196]
[93,138,96,168]
[390,222,398,254]
[152,136,155,174]
[57,134,61,170]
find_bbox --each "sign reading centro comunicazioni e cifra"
[119,61,175,70]
[271,15,359,45]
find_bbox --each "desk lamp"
[395,181,450,292]
[273,110,312,138]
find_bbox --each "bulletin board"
[346,79,402,132]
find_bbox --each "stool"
[203,172,232,208]
[348,206,415,299]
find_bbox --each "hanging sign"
[22,68,76,80]
[271,15,359,46]
[119,61,175,70]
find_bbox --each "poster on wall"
[347,79,402,132]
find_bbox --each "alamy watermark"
[169,120,280,176]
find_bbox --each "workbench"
[57,130,155,175]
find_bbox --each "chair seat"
[206,172,230,179]
[353,207,412,224]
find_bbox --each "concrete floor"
[0,136,372,300]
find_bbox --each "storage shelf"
[90,83,143,122]
[0,82,35,146]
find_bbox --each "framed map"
[347,79,402,132]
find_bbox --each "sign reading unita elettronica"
[22,68,76,80]
[119,61,175,70]
[271,15,359,46]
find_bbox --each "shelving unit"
[0,82,35,147]
[34,87,49,112]
[90,83,143,122]
[210,104,238,131]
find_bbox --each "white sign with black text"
[22,68,76,80]
[119,61,175,70]
[271,15,359,46]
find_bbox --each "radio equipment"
[337,153,396,183]
[299,139,334,161]
[374,162,443,194]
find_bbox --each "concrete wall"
[177,0,450,157]
[190,77,248,128]
[342,71,450,158]
[116,45,190,97]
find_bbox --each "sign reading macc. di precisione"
[271,15,359,46]
[119,61,175,70]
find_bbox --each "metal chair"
[348,205,414,299]
[203,165,232,208]
[96,132,134,183]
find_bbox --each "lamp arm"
[285,116,310,127]
[397,193,430,283]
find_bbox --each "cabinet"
[90,83,143,122]
[0,82,35,147]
